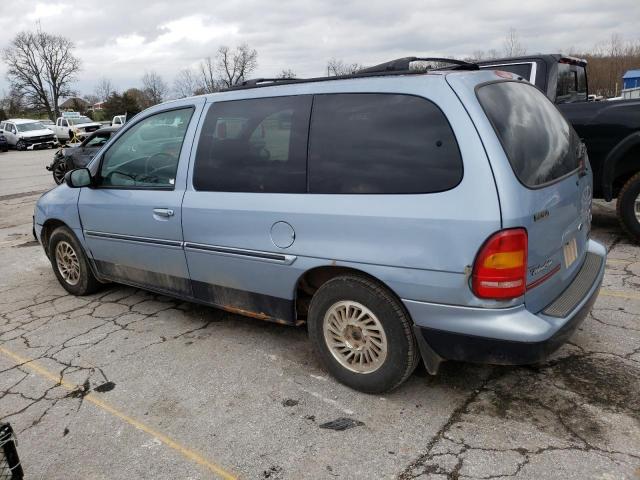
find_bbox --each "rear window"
[556,62,587,103]
[308,93,462,194]
[477,81,579,188]
[482,63,533,80]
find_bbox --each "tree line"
[1,27,639,122]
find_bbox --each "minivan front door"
[79,106,198,296]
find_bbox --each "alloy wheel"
[323,300,388,374]
[53,162,67,184]
[55,241,80,286]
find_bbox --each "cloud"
[0,0,638,95]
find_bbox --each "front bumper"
[405,239,606,370]
[26,140,57,150]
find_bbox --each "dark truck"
[479,54,640,242]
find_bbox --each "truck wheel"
[307,274,419,393]
[16,140,26,151]
[49,226,101,295]
[617,172,640,243]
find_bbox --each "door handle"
[153,208,174,217]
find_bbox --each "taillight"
[472,228,528,300]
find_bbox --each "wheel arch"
[40,218,68,257]
[601,132,640,201]
[293,265,407,323]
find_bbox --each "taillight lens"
[472,228,528,299]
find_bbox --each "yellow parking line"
[0,346,237,480]
[606,258,630,265]
[600,289,640,301]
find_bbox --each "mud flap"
[412,325,443,375]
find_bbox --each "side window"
[8,124,16,134]
[308,94,463,194]
[85,132,110,148]
[99,107,194,188]
[0,122,4,130]
[193,95,311,193]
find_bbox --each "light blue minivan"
[34,58,606,393]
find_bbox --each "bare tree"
[277,69,296,79]
[173,68,198,98]
[326,58,363,76]
[141,71,168,105]
[215,44,258,88]
[2,29,81,120]
[503,28,526,57]
[94,77,114,102]
[198,57,220,93]
[572,35,640,97]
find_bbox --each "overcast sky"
[0,0,639,97]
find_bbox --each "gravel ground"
[1,149,639,479]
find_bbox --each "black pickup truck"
[479,54,640,243]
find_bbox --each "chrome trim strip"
[84,230,183,248]
[184,242,297,265]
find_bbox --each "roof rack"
[239,77,298,87]
[223,56,477,92]
[358,57,478,74]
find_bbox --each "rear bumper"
[405,239,606,369]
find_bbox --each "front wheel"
[16,140,26,151]
[52,160,67,185]
[617,172,640,243]
[49,226,101,295]
[307,275,419,393]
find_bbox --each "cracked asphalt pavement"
[1,150,639,479]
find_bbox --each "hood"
[18,128,55,138]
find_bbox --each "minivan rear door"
[473,79,592,313]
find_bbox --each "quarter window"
[99,108,193,188]
[193,96,312,193]
[308,93,463,194]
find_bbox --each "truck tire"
[16,140,26,151]
[617,172,640,243]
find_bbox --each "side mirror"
[64,168,92,188]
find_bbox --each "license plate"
[563,237,578,268]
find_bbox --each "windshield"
[67,117,93,125]
[556,62,587,103]
[16,122,46,132]
[477,81,580,187]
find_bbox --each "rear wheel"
[49,227,101,295]
[616,172,640,243]
[307,275,419,393]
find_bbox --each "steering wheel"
[144,153,175,174]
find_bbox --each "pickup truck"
[479,54,640,243]
[111,115,126,129]
[53,113,102,143]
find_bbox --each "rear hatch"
[475,80,592,313]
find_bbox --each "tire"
[52,160,67,185]
[16,140,26,151]
[49,226,101,295]
[307,274,419,393]
[616,172,640,243]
